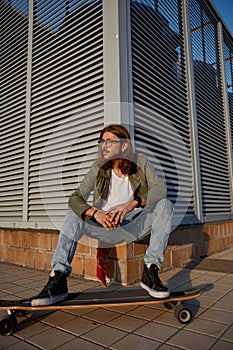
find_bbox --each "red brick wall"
[0,220,233,285]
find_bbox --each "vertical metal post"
[182,0,203,222]
[23,0,33,222]
[218,22,233,212]
[103,0,134,137]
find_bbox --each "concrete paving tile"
[109,333,161,350]
[201,287,230,299]
[221,254,233,261]
[134,321,178,342]
[126,305,164,321]
[210,339,233,350]
[194,259,233,274]
[167,329,216,349]
[189,269,209,277]
[107,314,148,332]
[158,345,183,350]
[198,295,219,308]
[172,282,202,291]
[161,267,183,278]
[27,327,75,349]
[1,283,19,293]
[15,318,51,338]
[16,271,38,278]
[200,308,233,325]
[3,285,32,295]
[63,307,96,316]
[185,318,228,338]
[0,335,20,349]
[0,275,20,283]
[221,326,233,342]
[83,308,120,324]
[200,271,227,279]
[212,299,233,312]
[166,277,192,290]
[58,316,100,336]
[144,303,165,311]
[17,289,39,299]
[13,279,35,286]
[27,274,49,282]
[68,280,99,293]
[21,280,45,290]
[208,249,232,259]
[212,282,233,292]
[55,337,104,350]
[153,310,185,328]
[82,324,127,347]
[190,275,223,284]
[222,290,233,302]
[27,310,53,321]
[0,292,21,300]
[218,275,233,284]
[39,310,77,326]
[2,341,39,350]
[166,280,190,290]
[105,305,138,314]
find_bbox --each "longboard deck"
[0,287,202,311]
[0,287,202,334]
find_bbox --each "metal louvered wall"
[29,0,104,228]
[130,0,194,226]
[189,0,231,218]
[223,31,233,180]
[1,0,104,229]
[0,0,29,222]
[130,0,233,225]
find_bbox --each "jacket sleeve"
[139,154,167,208]
[68,163,97,219]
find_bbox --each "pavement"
[0,247,232,350]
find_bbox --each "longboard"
[0,287,201,335]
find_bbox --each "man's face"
[100,131,127,161]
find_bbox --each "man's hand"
[106,199,139,226]
[94,210,117,229]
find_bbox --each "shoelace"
[149,269,163,285]
[42,275,58,292]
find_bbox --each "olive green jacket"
[69,153,167,219]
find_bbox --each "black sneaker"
[31,271,68,306]
[140,264,170,298]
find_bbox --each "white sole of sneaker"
[31,293,68,306]
[140,282,170,298]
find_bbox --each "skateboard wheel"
[0,315,17,336]
[174,305,192,324]
[163,301,178,309]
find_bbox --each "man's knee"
[61,209,84,236]
[155,198,174,215]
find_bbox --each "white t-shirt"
[102,170,133,211]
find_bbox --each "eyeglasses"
[98,139,121,147]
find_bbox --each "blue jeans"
[52,198,173,275]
